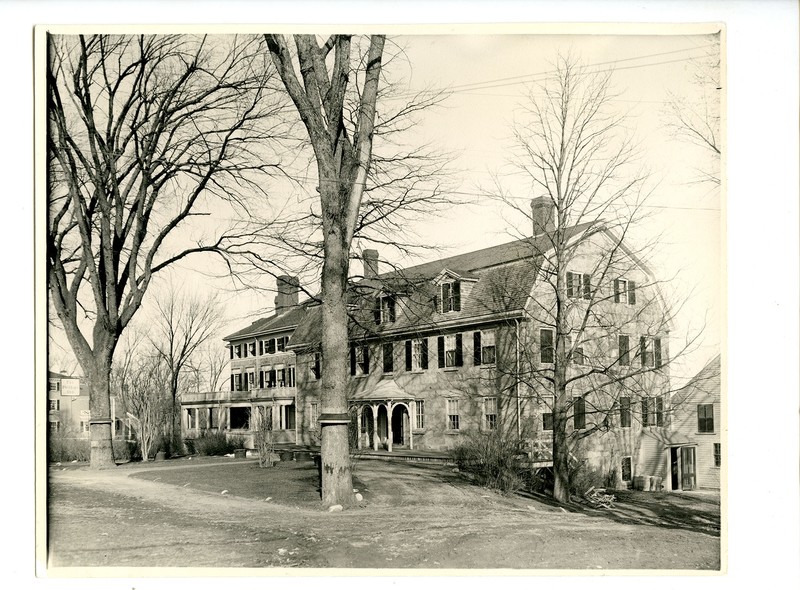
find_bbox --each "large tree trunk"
[551,392,570,503]
[319,220,355,508]
[87,355,116,469]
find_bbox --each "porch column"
[357,406,362,450]
[386,400,394,453]
[408,402,414,451]
[371,404,380,451]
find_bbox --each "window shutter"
[259,371,264,388]
[433,294,439,312]
[567,272,574,298]
[374,298,381,324]
[455,333,463,366]
[389,297,396,322]
[628,280,636,304]
[453,281,461,311]
[654,338,662,368]
[614,279,620,303]
[230,375,234,390]
[437,336,445,368]
[441,283,450,312]
[656,397,664,426]
[350,346,356,376]
[473,332,482,366]
[582,274,591,299]
[642,400,649,426]
[230,346,234,359]
[421,338,429,369]
[639,336,647,367]
[405,340,412,370]
[697,404,703,432]
[363,346,370,374]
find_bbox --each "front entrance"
[391,405,410,446]
[670,446,697,491]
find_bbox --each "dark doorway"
[391,405,408,446]
[670,447,680,490]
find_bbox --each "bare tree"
[664,34,722,186]
[148,286,225,454]
[47,34,284,467]
[262,34,387,507]
[494,56,703,503]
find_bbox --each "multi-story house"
[48,371,128,439]
[182,198,674,487]
[181,276,305,447]
[665,355,722,490]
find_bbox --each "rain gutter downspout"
[515,318,521,439]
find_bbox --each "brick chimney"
[363,249,379,279]
[531,196,555,235]
[274,275,299,313]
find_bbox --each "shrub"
[451,432,529,494]
[567,460,607,497]
[183,438,196,455]
[49,436,90,463]
[193,431,242,456]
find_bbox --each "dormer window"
[438,281,461,313]
[374,295,396,325]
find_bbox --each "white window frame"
[446,399,460,430]
[480,330,496,365]
[412,338,425,371]
[309,402,319,430]
[444,334,458,368]
[415,400,425,429]
[484,397,498,431]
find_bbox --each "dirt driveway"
[47,457,721,571]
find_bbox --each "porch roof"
[349,379,414,401]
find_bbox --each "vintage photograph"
[41,27,723,571]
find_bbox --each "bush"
[451,432,529,494]
[567,460,607,496]
[49,436,90,463]
[193,431,242,456]
[183,438,196,455]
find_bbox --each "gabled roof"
[223,303,309,342]
[677,354,721,398]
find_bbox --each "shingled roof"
[289,222,594,348]
[223,303,309,342]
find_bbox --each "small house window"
[277,336,288,352]
[415,400,425,429]
[439,281,461,313]
[618,335,630,366]
[266,338,276,355]
[573,397,586,430]
[375,295,397,324]
[642,397,664,427]
[565,334,585,365]
[540,328,554,364]
[49,380,60,391]
[473,330,496,365]
[382,342,394,373]
[614,278,637,305]
[350,345,370,376]
[447,399,460,430]
[542,396,554,431]
[405,338,429,371]
[639,336,662,368]
[567,271,592,300]
[619,397,631,428]
[484,397,498,431]
[49,400,60,412]
[697,404,714,433]
[713,443,721,467]
[280,404,296,430]
[438,334,463,368]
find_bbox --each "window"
[639,336,662,368]
[438,334,463,368]
[573,397,586,430]
[619,397,631,428]
[618,335,630,366]
[565,334,585,365]
[230,407,251,430]
[447,399,460,430]
[415,400,425,429]
[80,421,90,433]
[233,344,242,359]
[277,336,288,352]
[287,366,296,387]
[567,271,592,300]
[49,380,60,391]
[484,397,498,430]
[438,281,461,313]
[542,397,553,431]
[209,407,218,429]
[311,353,322,379]
[614,278,637,305]
[49,400,60,411]
[242,343,248,358]
[266,338,276,355]
[249,342,256,357]
[280,404,296,430]
[382,342,394,373]
[697,404,714,433]
[49,421,60,433]
[350,345,370,376]
[621,457,632,482]
[641,397,664,427]
[375,295,397,324]
[231,373,242,391]
[186,408,197,429]
[406,338,429,371]
[540,328,554,364]
[473,330,496,365]
[713,443,721,467]
[310,403,318,430]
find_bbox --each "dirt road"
[47,458,720,570]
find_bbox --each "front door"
[670,447,680,490]
[681,446,696,490]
